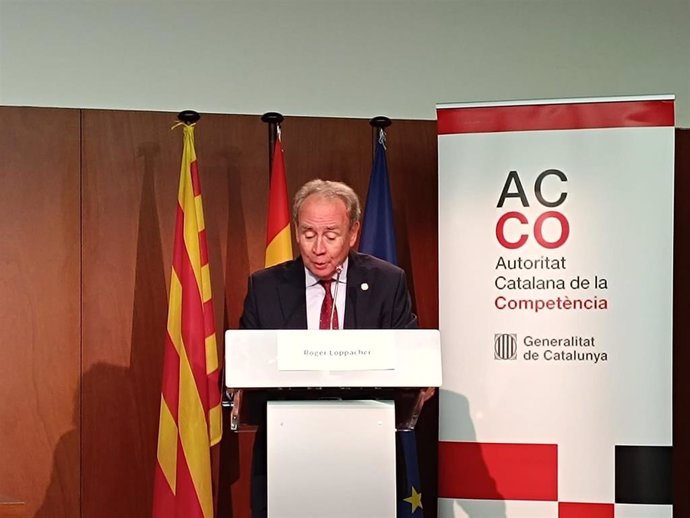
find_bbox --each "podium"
[224,329,441,518]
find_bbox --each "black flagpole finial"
[262,112,285,125]
[177,110,201,125]
[262,112,284,174]
[369,116,392,129]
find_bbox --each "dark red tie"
[319,280,339,329]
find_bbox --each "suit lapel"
[344,251,364,329]
[277,258,308,329]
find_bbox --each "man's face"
[296,194,360,280]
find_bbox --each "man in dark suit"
[240,178,417,517]
[240,251,417,329]
[240,178,417,330]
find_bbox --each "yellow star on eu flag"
[403,486,423,514]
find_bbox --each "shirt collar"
[304,256,349,288]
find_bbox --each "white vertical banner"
[437,96,675,518]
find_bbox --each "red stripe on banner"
[176,440,206,518]
[190,160,202,197]
[437,100,674,134]
[161,333,180,421]
[558,502,614,518]
[179,242,210,408]
[438,441,558,501]
[152,463,177,518]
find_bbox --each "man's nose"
[312,236,326,254]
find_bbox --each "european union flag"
[361,128,424,518]
[397,431,424,518]
[359,131,398,264]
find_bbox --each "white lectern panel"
[267,400,396,518]
[225,329,441,388]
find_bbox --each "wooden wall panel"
[81,109,176,518]
[385,120,439,329]
[0,107,80,518]
[0,494,26,518]
[194,113,268,518]
[1,105,686,518]
[80,110,266,518]
[79,111,438,518]
[276,116,439,327]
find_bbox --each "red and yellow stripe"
[153,123,221,518]
[265,132,293,267]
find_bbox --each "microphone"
[330,265,343,329]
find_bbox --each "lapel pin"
[361,282,369,291]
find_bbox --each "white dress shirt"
[304,257,348,329]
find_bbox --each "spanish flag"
[265,129,293,267]
[153,123,222,518]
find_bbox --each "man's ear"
[349,220,361,246]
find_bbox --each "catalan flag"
[265,128,293,267]
[153,123,222,518]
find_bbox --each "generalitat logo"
[494,333,517,360]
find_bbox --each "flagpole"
[369,115,392,158]
[177,109,201,125]
[262,111,284,176]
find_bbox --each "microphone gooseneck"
[330,265,343,329]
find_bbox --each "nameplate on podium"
[277,331,395,371]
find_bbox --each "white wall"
[1,0,689,126]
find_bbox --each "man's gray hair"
[292,179,362,228]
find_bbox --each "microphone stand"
[330,266,343,329]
